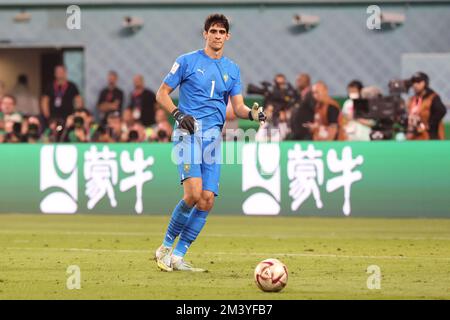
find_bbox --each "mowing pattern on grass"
[0,214,450,299]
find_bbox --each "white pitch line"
[1,229,450,241]
[4,247,149,254]
[0,230,262,237]
[0,230,152,236]
[4,247,450,261]
[204,251,450,261]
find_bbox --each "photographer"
[247,74,296,128]
[106,110,127,142]
[92,125,115,143]
[128,122,148,143]
[22,116,43,143]
[268,74,296,108]
[406,72,447,140]
[91,111,127,143]
[1,95,24,143]
[41,118,65,143]
[342,80,372,141]
[266,74,297,124]
[61,108,93,143]
[150,108,173,142]
[3,121,24,143]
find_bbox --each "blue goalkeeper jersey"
[163,49,242,132]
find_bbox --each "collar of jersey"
[199,49,225,62]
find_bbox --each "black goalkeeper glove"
[248,102,267,124]
[172,108,198,134]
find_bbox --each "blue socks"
[173,208,209,257]
[162,199,210,258]
[162,200,193,248]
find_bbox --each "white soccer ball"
[254,258,288,292]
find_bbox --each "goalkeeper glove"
[248,102,267,124]
[172,108,198,134]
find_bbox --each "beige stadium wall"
[0,49,43,98]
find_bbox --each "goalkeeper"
[154,13,266,272]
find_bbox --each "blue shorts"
[173,129,222,196]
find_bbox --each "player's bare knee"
[183,193,201,207]
[197,193,214,211]
[182,178,202,206]
[197,201,213,212]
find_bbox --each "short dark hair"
[411,71,429,86]
[1,94,16,105]
[75,107,91,117]
[204,14,230,33]
[347,80,363,91]
[107,110,121,120]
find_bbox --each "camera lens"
[28,123,39,134]
[128,130,139,141]
[157,129,168,139]
[74,116,84,128]
[13,122,22,134]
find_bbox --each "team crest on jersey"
[223,74,229,82]
[184,164,190,172]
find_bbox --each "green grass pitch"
[0,214,449,299]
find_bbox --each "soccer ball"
[254,258,288,292]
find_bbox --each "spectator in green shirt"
[1,94,24,143]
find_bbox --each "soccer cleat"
[171,256,206,272]
[155,245,173,272]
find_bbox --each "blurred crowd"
[248,72,447,142]
[0,65,447,143]
[0,66,172,143]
